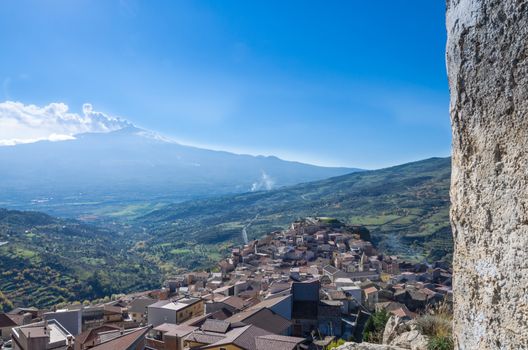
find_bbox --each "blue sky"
[0,0,449,169]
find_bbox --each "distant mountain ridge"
[136,157,452,262]
[0,126,359,215]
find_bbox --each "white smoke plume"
[251,172,275,192]
[0,101,132,146]
[242,226,248,245]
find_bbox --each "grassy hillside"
[138,157,452,263]
[0,209,161,309]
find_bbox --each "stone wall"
[446,0,528,348]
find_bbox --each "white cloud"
[0,101,132,146]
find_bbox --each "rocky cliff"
[446,0,528,348]
[335,344,406,350]
[334,316,430,350]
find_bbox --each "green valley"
[0,157,452,309]
[0,209,161,310]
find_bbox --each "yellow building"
[147,298,205,327]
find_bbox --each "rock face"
[383,316,407,345]
[335,343,407,350]
[388,330,428,350]
[446,0,528,349]
[382,316,428,350]
[336,316,429,350]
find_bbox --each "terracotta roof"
[394,289,406,296]
[0,313,20,328]
[323,265,338,276]
[168,326,199,338]
[376,301,405,312]
[90,326,150,350]
[185,330,226,344]
[201,319,231,333]
[74,325,120,350]
[255,334,305,350]
[268,282,291,294]
[188,271,210,279]
[224,308,261,324]
[408,289,428,301]
[230,325,271,350]
[153,323,197,337]
[364,286,378,294]
[8,307,38,315]
[199,324,271,350]
[103,305,122,315]
[202,293,226,301]
[226,308,291,335]
[220,296,247,310]
[181,313,215,327]
[247,294,291,310]
[210,308,233,320]
[422,288,438,297]
[214,285,232,294]
[128,297,157,313]
[390,307,415,319]
[326,290,347,300]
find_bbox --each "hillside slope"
[138,157,452,263]
[0,209,160,309]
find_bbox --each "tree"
[363,310,390,343]
[0,291,13,313]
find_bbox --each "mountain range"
[0,126,358,216]
[0,125,452,309]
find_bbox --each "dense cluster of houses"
[0,217,452,350]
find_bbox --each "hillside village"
[0,218,452,350]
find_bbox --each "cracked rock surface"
[335,343,407,350]
[446,0,528,348]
